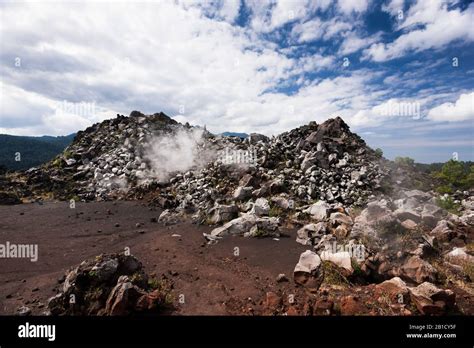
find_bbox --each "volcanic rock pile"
[48,253,172,315]
[22,111,188,200]
[5,111,388,212]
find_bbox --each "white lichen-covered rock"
[233,186,253,201]
[305,201,330,221]
[250,197,270,216]
[209,214,280,238]
[421,203,445,228]
[320,250,353,272]
[444,247,474,265]
[296,222,326,246]
[294,250,321,274]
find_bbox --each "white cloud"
[291,17,352,43]
[337,0,370,15]
[0,1,367,137]
[0,0,471,149]
[364,1,474,61]
[352,98,424,127]
[381,0,405,17]
[427,92,474,122]
[245,0,332,33]
[0,83,114,136]
[218,0,242,22]
[339,31,381,55]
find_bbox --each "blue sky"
[0,0,473,163]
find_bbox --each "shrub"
[435,185,453,194]
[433,160,474,191]
[436,196,460,214]
[374,148,383,158]
[394,156,414,167]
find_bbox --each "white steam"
[143,128,213,182]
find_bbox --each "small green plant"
[268,206,282,217]
[252,228,268,238]
[436,196,460,214]
[351,259,364,278]
[374,148,383,158]
[435,185,453,194]
[148,277,162,290]
[51,158,63,168]
[461,261,474,281]
[63,150,73,159]
[131,272,145,285]
[321,261,350,287]
[465,242,474,253]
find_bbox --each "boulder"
[209,214,256,237]
[401,256,437,284]
[444,247,474,265]
[48,253,170,316]
[460,211,474,226]
[208,204,239,224]
[238,174,259,188]
[262,291,282,315]
[305,201,330,221]
[91,258,119,282]
[402,190,432,202]
[296,222,326,246]
[158,209,178,225]
[351,200,398,237]
[250,198,270,216]
[374,277,409,304]
[248,133,269,144]
[105,276,135,316]
[271,196,292,210]
[329,212,353,226]
[244,217,280,238]
[401,219,417,230]
[430,220,456,242]
[233,186,253,201]
[394,198,421,223]
[409,282,455,315]
[320,251,353,272]
[421,204,444,228]
[209,214,280,238]
[294,250,323,291]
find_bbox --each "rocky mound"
[2,112,388,208]
[48,253,173,316]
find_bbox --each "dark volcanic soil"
[0,200,308,315]
[1,200,472,316]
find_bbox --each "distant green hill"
[221,132,249,138]
[0,134,75,171]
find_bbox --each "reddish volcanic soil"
[0,200,309,315]
[1,200,472,316]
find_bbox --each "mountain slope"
[0,134,75,171]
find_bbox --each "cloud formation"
[0,0,472,163]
